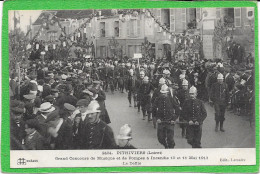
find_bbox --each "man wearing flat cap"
[46,107,73,150]
[75,99,91,148]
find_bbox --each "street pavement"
[105,91,255,149]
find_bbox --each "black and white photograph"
[8,7,256,167]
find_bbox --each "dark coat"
[177,88,189,108]
[65,94,78,107]
[24,131,46,150]
[153,93,180,121]
[10,118,26,150]
[42,84,52,98]
[225,74,235,92]
[181,98,207,124]
[125,75,138,92]
[51,119,73,150]
[210,82,229,105]
[96,90,111,124]
[79,118,116,149]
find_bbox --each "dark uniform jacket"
[139,83,153,103]
[181,98,207,124]
[153,94,180,122]
[210,82,229,105]
[177,88,189,108]
[79,119,116,149]
[125,75,137,92]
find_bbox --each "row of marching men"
[124,62,254,148]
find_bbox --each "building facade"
[31,8,254,60]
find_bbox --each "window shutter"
[137,19,141,37]
[96,22,100,38]
[216,8,221,19]
[127,21,130,37]
[119,20,122,37]
[157,9,162,32]
[104,22,108,37]
[170,9,175,32]
[234,7,241,27]
[181,8,187,30]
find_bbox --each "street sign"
[85,55,91,59]
[133,53,142,59]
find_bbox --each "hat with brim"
[160,84,169,93]
[117,134,132,140]
[76,99,91,107]
[64,103,76,111]
[93,81,101,84]
[23,94,36,100]
[39,102,55,113]
[85,100,101,114]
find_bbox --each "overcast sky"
[9,10,42,33]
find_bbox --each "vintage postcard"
[1,0,259,173]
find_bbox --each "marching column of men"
[10,56,254,149]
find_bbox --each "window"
[196,8,201,29]
[247,7,254,19]
[245,7,254,26]
[170,9,175,31]
[224,8,234,28]
[234,8,241,27]
[114,21,119,37]
[188,8,196,29]
[100,22,105,37]
[128,45,141,58]
[100,46,106,58]
[127,19,141,38]
[181,8,186,30]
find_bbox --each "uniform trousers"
[128,90,137,104]
[214,104,226,122]
[157,123,175,148]
[186,124,202,148]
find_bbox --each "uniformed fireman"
[82,100,116,149]
[153,84,180,149]
[139,76,154,121]
[125,69,138,107]
[117,124,136,149]
[151,77,166,129]
[136,71,145,113]
[210,73,229,132]
[181,86,207,148]
[177,79,189,138]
